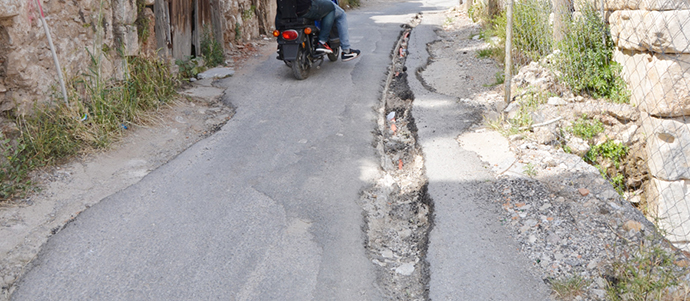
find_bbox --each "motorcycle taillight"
[281,30,299,41]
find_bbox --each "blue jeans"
[301,0,336,43]
[333,4,351,50]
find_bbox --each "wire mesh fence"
[470,0,690,253]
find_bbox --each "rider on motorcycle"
[275,0,360,61]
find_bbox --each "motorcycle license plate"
[282,44,300,61]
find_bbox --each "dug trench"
[361,23,433,300]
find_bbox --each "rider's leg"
[333,4,350,51]
[301,0,336,44]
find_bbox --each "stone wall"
[0,0,118,115]
[608,1,690,251]
[0,0,275,120]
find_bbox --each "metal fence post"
[504,0,513,104]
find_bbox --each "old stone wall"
[0,0,118,115]
[0,0,275,118]
[607,0,690,251]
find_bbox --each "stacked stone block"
[609,0,690,251]
[112,0,139,56]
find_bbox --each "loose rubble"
[424,7,690,300]
[361,23,432,300]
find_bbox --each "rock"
[534,127,556,144]
[547,96,567,106]
[381,249,394,258]
[623,220,644,232]
[578,0,689,11]
[587,260,599,270]
[566,137,590,156]
[395,262,415,276]
[113,25,139,57]
[614,51,690,117]
[578,188,590,196]
[197,67,235,80]
[512,62,558,91]
[642,116,690,181]
[599,189,618,201]
[112,0,138,25]
[617,124,638,145]
[592,289,607,299]
[610,10,690,54]
[647,178,690,252]
[0,0,20,18]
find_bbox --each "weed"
[0,56,176,201]
[241,5,256,21]
[175,56,204,79]
[523,162,537,177]
[235,22,242,41]
[494,71,505,85]
[444,17,454,27]
[135,0,150,43]
[585,140,628,195]
[553,4,629,103]
[200,26,224,67]
[568,114,604,141]
[480,0,553,65]
[606,241,688,301]
[551,276,589,300]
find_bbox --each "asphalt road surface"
[11,0,551,300]
[12,1,432,300]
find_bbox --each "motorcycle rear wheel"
[328,46,340,62]
[292,48,310,80]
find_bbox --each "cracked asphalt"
[10,0,552,299]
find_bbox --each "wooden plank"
[171,0,192,60]
[154,0,172,58]
[193,0,212,55]
[210,0,224,46]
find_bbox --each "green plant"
[569,114,604,141]
[551,276,589,300]
[241,5,256,21]
[523,162,537,177]
[553,4,629,103]
[606,242,688,301]
[0,55,176,201]
[135,0,150,43]
[492,71,505,86]
[585,140,628,195]
[200,26,224,68]
[175,56,204,79]
[480,0,553,65]
[476,48,496,58]
[235,22,242,41]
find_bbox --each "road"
[12,1,427,300]
[11,0,551,300]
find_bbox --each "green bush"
[554,5,629,103]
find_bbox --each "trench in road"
[361,15,434,300]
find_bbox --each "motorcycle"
[273,0,341,80]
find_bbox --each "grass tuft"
[0,55,177,201]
